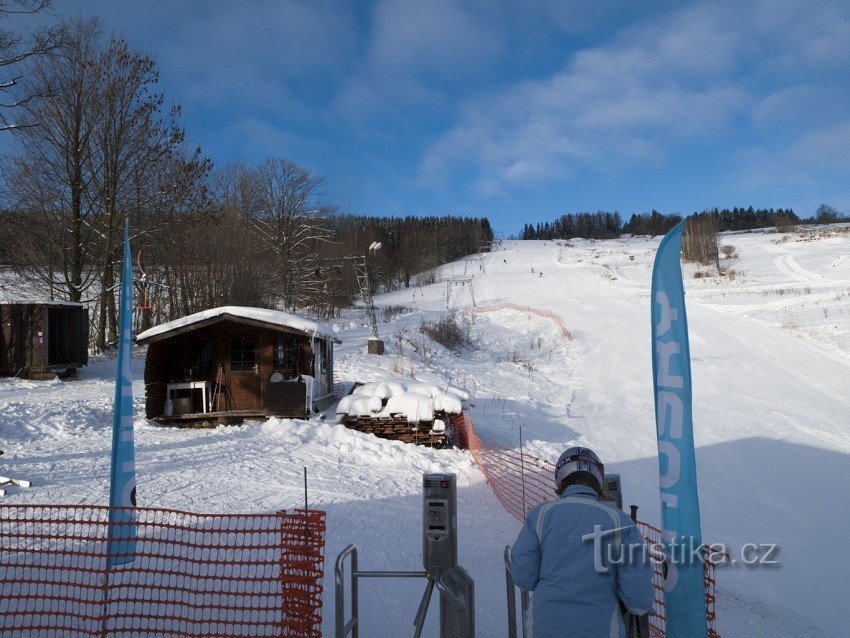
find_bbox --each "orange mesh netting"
[0,504,326,637]
[469,303,573,341]
[451,412,720,638]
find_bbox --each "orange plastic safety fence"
[0,504,325,637]
[452,412,721,638]
[469,303,573,341]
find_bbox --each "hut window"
[321,340,331,371]
[230,339,257,371]
[275,338,297,371]
[188,341,213,377]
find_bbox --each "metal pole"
[434,576,466,610]
[504,546,517,638]
[354,570,428,578]
[98,568,111,638]
[335,545,428,638]
[303,466,309,542]
[335,544,358,638]
[520,590,530,637]
[351,549,359,638]
[518,421,527,516]
[412,577,435,638]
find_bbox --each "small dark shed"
[136,306,341,423]
[0,301,89,379]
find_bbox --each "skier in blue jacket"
[510,447,654,637]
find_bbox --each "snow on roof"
[336,380,469,423]
[0,299,85,307]
[136,306,340,344]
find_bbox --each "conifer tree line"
[0,16,492,349]
[521,205,841,241]
[521,212,623,240]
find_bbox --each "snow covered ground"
[1,226,848,636]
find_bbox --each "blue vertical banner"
[650,221,707,637]
[107,218,137,567]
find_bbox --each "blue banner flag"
[650,221,707,637]
[107,218,137,567]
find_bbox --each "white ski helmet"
[555,446,604,486]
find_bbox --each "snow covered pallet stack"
[335,380,469,448]
[341,416,450,446]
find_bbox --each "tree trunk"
[106,262,117,345]
[96,288,108,351]
[69,156,84,303]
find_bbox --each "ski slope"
[1,227,848,636]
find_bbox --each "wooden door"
[9,307,25,371]
[228,336,260,410]
[0,306,10,372]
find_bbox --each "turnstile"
[335,473,475,638]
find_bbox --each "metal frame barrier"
[504,546,530,638]
[335,544,430,638]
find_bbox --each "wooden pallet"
[341,415,452,448]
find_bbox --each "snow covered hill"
[1,226,848,636]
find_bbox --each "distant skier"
[509,447,654,637]
[539,272,543,278]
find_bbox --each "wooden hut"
[136,306,340,424]
[0,301,89,379]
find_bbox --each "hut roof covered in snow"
[0,299,85,306]
[136,306,340,345]
[337,380,469,423]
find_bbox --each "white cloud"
[420,0,850,199]
[749,0,850,73]
[175,1,355,75]
[758,120,850,179]
[734,118,850,212]
[214,118,305,160]
[750,84,849,133]
[793,121,850,169]
[370,0,502,76]
[420,2,750,194]
[334,0,504,122]
[157,0,356,116]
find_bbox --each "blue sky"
[6,0,850,233]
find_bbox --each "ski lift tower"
[359,242,384,354]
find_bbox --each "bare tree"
[5,18,101,301]
[816,204,839,224]
[682,213,721,273]
[155,162,264,320]
[0,0,63,131]
[249,157,331,310]
[89,35,191,348]
[126,161,268,328]
[3,18,209,350]
[132,145,211,332]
